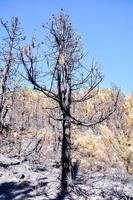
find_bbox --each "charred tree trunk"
[60,60,72,192]
[0,59,11,133]
[61,113,71,193]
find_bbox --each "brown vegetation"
[1,87,133,175]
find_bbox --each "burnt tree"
[0,17,23,133]
[21,11,120,194]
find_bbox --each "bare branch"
[20,51,59,102]
[71,88,120,127]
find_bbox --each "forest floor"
[0,131,133,200]
[0,152,133,200]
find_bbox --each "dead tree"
[0,17,24,133]
[21,11,120,194]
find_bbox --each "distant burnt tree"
[0,17,24,133]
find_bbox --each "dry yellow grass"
[72,129,110,164]
[100,125,133,174]
[72,124,133,174]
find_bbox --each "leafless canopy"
[21,10,120,127]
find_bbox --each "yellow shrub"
[72,129,110,163]
[99,125,133,174]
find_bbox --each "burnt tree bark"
[61,113,71,192]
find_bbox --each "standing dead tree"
[0,17,24,133]
[21,11,120,195]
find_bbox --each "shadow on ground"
[0,179,48,200]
